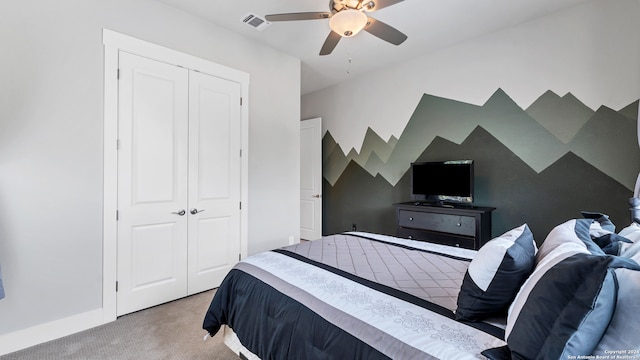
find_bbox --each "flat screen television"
[411,160,474,204]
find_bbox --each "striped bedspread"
[203,232,506,359]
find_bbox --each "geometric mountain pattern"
[324,89,640,191]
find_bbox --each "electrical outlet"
[288,235,295,245]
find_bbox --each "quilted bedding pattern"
[282,233,471,311]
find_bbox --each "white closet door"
[300,118,322,240]
[116,52,189,316]
[187,71,241,294]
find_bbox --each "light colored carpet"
[1,290,238,360]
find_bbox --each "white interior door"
[187,71,241,294]
[300,118,322,240]
[116,52,189,316]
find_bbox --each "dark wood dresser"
[395,202,495,250]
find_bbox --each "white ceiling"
[156,0,590,95]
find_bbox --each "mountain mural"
[322,89,639,241]
[620,100,640,121]
[525,91,595,144]
[323,129,398,185]
[323,126,633,241]
[569,104,639,191]
[323,89,640,191]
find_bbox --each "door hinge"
[239,202,242,210]
[240,97,243,106]
[116,210,119,221]
[116,281,119,292]
[116,139,120,150]
[240,149,242,157]
[239,254,242,261]
[117,69,120,80]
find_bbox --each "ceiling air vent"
[241,13,271,31]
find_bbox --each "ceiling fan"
[265,0,407,56]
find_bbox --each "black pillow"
[481,345,511,360]
[455,224,536,321]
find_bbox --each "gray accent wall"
[323,90,639,242]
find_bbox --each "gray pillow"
[593,251,640,354]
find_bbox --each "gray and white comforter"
[203,232,506,359]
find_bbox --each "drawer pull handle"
[408,217,413,221]
[456,222,462,226]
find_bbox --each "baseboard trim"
[0,308,109,355]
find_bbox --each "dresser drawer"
[397,210,476,236]
[397,227,476,249]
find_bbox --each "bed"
[203,214,640,360]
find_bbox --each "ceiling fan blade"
[265,12,331,22]
[319,31,341,56]
[364,0,404,11]
[364,17,407,45]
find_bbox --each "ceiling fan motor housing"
[330,0,375,13]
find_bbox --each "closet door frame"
[102,29,249,322]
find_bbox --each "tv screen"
[411,160,474,203]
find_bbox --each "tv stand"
[395,202,495,250]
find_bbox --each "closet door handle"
[190,208,205,215]
[171,209,186,216]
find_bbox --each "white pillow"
[536,219,589,262]
[619,223,640,257]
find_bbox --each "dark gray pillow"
[508,254,616,359]
[455,224,536,321]
[506,252,640,359]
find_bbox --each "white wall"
[0,0,300,347]
[302,0,640,155]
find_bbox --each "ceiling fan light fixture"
[329,9,367,37]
